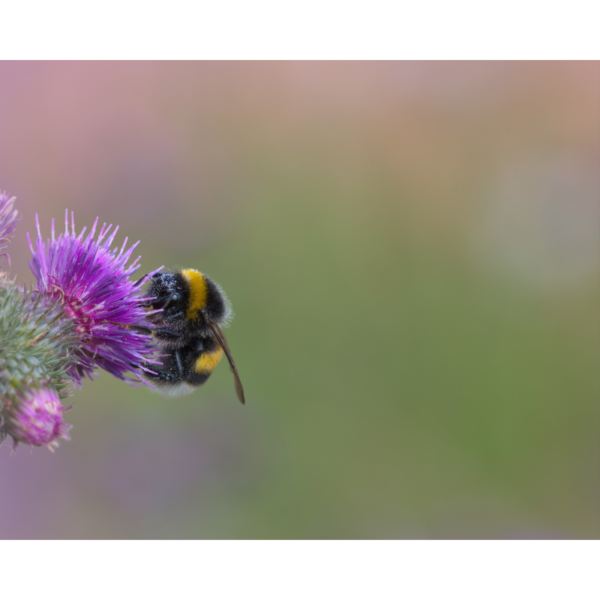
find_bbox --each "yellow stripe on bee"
[195,347,224,374]
[181,268,207,320]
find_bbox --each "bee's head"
[146,271,189,320]
[145,268,232,326]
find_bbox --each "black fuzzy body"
[143,336,222,393]
[144,270,229,349]
[142,269,230,393]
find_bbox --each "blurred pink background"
[0,62,598,538]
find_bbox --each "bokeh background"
[0,62,598,539]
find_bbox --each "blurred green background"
[0,62,598,538]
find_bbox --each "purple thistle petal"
[2,387,71,450]
[0,190,20,266]
[28,211,161,384]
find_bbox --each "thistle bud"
[1,386,71,450]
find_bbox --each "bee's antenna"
[134,266,165,288]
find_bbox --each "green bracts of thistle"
[0,277,77,446]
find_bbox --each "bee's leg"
[152,327,183,344]
[174,349,185,379]
[167,310,185,321]
[104,322,153,335]
[194,337,205,353]
[142,351,178,384]
[141,361,162,382]
[127,324,153,335]
[161,291,179,311]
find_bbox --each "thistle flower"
[28,211,159,385]
[1,386,72,450]
[1,191,161,453]
[0,190,20,265]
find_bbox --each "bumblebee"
[141,268,245,404]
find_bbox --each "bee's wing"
[207,320,245,405]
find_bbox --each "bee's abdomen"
[196,346,224,373]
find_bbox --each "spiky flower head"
[28,211,159,385]
[1,386,71,450]
[0,190,20,266]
